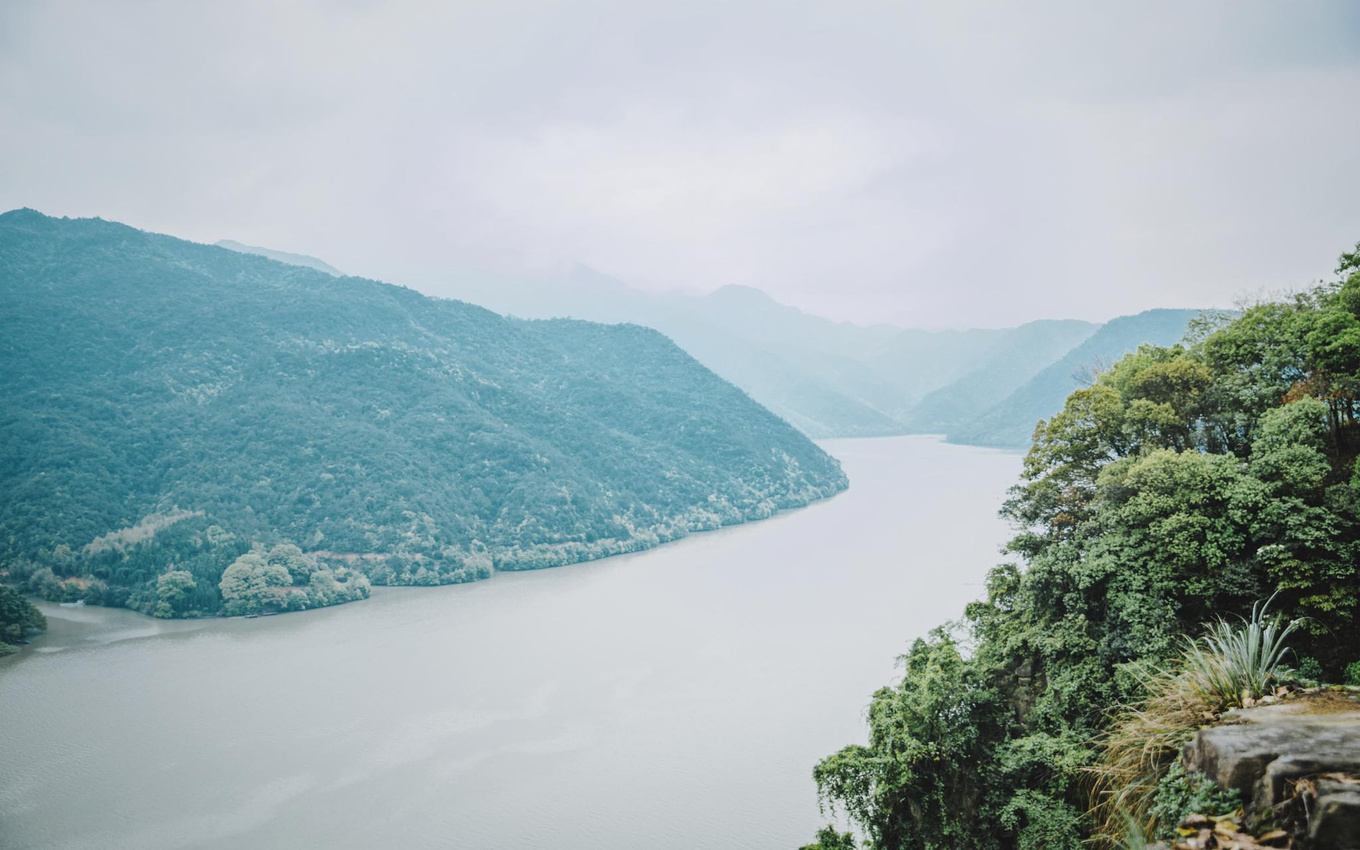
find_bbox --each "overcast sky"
[2,1,1359,328]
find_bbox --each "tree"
[265,543,317,584]
[0,584,46,652]
[801,826,858,850]
[153,569,198,618]
[218,552,293,615]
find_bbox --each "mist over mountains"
[215,239,345,276]
[411,263,1202,446]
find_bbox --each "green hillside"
[0,209,847,618]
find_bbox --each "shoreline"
[3,434,1009,665]
[2,457,858,663]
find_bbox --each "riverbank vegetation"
[808,242,1360,849]
[218,545,370,616]
[0,585,46,655]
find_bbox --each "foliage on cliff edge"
[810,242,1360,849]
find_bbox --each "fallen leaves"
[1156,811,1291,849]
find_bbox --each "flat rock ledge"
[1182,691,1360,849]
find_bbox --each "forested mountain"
[806,242,1360,850]
[426,268,1199,443]
[0,209,846,618]
[215,238,344,276]
[948,308,1201,447]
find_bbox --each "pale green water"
[0,436,1020,850]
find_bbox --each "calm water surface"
[0,436,1020,850]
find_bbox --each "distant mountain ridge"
[423,265,1203,446]
[201,239,1202,448]
[216,238,344,276]
[948,308,1205,447]
[905,319,1103,432]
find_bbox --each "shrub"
[799,826,857,850]
[1295,656,1324,683]
[1089,661,1218,844]
[1345,661,1360,687]
[1147,761,1240,842]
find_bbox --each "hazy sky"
[2,1,1359,328]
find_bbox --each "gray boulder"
[1182,695,1360,849]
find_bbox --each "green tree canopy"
[812,241,1360,849]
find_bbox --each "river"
[0,436,1021,850]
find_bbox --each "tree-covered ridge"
[0,209,846,619]
[809,243,1360,849]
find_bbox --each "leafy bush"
[0,584,46,653]
[1346,661,1360,686]
[800,826,857,850]
[1147,762,1240,842]
[1295,656,1324,682]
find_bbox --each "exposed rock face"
[1311,775,1360,849]
[1182,694,1360,849]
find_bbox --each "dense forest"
[806,243,1360,849]
[0,209,847,619]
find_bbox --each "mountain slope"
[433,271,915,436]
[0,209,847,615]
[216,238,344,275]
[949,308,1201,447]
[652,327,906,437]
[905,319,1101,432]
[860,327,1013,413]
[373,263,1202,444]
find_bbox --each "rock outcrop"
[1182,691,1360,849]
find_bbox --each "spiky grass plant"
[1179,596,1300,708]
[1088,597,1301,846]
